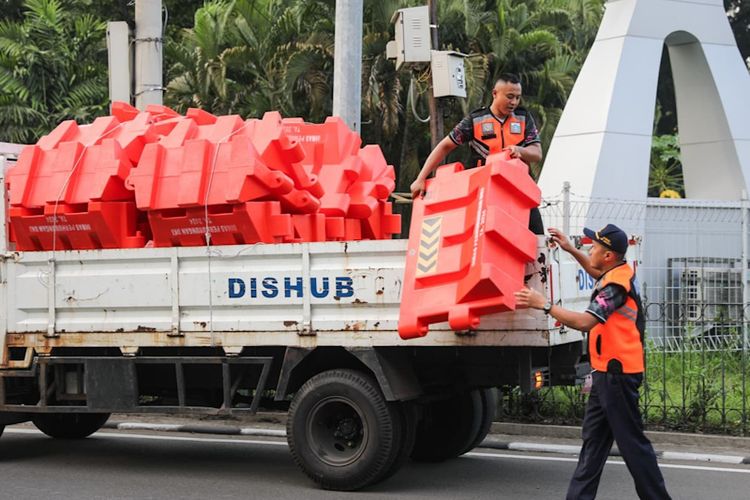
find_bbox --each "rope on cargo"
[202,120,254,348]
[41,122,127,337]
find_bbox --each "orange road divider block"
[398,152,541,339]
[9,201,147,251]
[291,213,328,242]
[355,145,396,199]
[359,201,401,240]
[282,117,364,216]
[6,107,399,250]
[245,112,322,199]
[147,202,293,247]
[128,135,313,210]
[7,140,135,208]
[35,116,120,151]
[317,155,361,217]
[346,146,395,219]
[282,116,362,168]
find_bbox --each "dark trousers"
[566,372,671,500]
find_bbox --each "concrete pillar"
[134,0,163,109]
[332,0,363,133]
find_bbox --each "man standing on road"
[514,225,671,500]
[409,73,545,234]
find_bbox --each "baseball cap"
[583,224,628,254]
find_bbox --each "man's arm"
[410,136,458,198]
[514,287,599,332]
[507,142,542,163]
[548,227,601,279]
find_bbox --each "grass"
[501,350,750,436]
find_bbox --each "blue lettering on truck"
[577,269,595,291]
[228,276,354,299]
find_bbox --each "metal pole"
[134,0,163,109]
[332,0,363,133]
[427,0,444,148]
[563,181,571,236]
[742,191,749,352]
[742,190,749,433]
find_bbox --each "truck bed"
[1,238,592,365]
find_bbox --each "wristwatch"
[543,301,553,315]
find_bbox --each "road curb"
[104,421,750,465]
[490,422,750,450]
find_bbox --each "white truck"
[0,151,595,491]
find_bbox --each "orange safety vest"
[589,263,645,374]
[472,112,527,156]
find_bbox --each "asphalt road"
[1,427,748,499]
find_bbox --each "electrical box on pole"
[387,6,431,70]
[430,50,467,98]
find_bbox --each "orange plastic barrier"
[398,152,541,339]
[360,201,401,240]
[9,201,146,251]
[6,103,399,250]
[246,112,322,199]
[148,202,293,247]
[7,139,133,208]
[5,102,184,250]
[282,116,361,167]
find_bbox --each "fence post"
[742,191,749,434]
[563,181,571,236]
[743,192,749,351]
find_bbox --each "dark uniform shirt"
[585,283,628,324]
[448,107,541,168]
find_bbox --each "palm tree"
[165,0,239,114]
[0,0,108,143]
[165,0,337,122]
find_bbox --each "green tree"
[165,0,336,122]
[0,0,109,143]
[726,0,750,64]
[648,134,684,197]
[164,0,240,114]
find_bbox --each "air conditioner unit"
[678,267,742,322]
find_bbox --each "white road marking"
[6,427,749,475]
[5,427,288,447]
[468,451,750,474]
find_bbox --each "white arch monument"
[538,0,750,202]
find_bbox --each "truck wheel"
[380,401,418,481]
[411,390,482,462]
[0,425,4,438]
[461,388,498,454]
[287,369,401,491]
[32,413,111,439]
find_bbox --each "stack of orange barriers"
[5,102,401,250]
[398,152,541,339]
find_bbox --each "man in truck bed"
[409,73,544,234]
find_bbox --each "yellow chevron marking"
[416,217,441,276]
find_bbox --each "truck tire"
[379,401,418,481]
[0,425,4,438]
[32,413,110,439]
[286,369,401,491]
[411,390,482,462]
[461,388,498,455]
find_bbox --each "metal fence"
[515,185,749,435]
